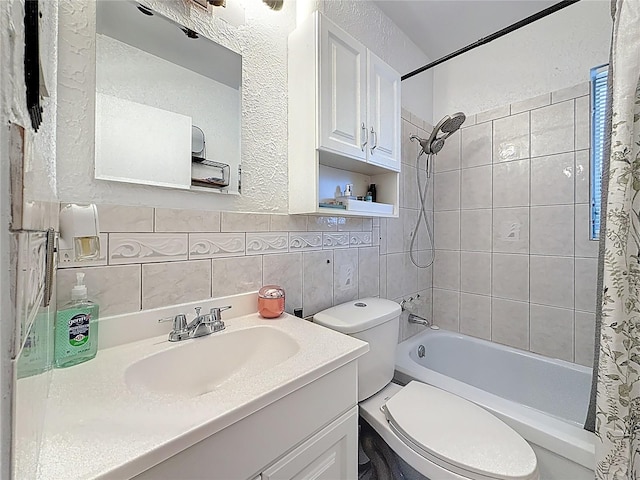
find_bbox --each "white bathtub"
[394,328,596,480]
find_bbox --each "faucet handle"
[210,305,232,322]
[159,314,188,340]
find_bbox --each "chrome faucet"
[408,313,432,328]
[159,305,231,342]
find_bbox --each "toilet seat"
[380,381,538,480]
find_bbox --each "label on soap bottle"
[68,313,90,346]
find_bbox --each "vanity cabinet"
[289,11,400,217]
[261,407,357,480]
[133,362,358,480]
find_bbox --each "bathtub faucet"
[408,313,431,327]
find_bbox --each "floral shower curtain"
[596,0,640,478]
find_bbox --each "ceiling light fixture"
[181,27,199,38]
[262,0,283,10]
[136,4,154,16]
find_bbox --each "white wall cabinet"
[289,11,401,217]
[318,21,367,161]
[366,52,401,171]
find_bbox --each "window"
[591,64,608,240]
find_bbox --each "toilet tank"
[314,298,401,401]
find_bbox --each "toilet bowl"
[314,299,539,480]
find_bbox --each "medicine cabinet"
[94,0,241,194]
[288,11,401,217]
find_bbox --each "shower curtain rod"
[401,0,581,81]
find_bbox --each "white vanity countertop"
[36,312,368,480]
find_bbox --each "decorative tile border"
[109,233,188,264]
[323,233,349,249]
[289,232,323,251]
[189,233,246,259]
[350,232,372,247]
[246,232,289,255]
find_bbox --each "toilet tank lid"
[313,298,401,334]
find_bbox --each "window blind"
[591,65,608,240]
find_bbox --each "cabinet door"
[367,51,401,171]
[261,407,358,480]
[319,16,367,161]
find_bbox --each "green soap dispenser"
[54,272,99,368]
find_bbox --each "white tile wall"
[459,293,491,340]
[212,256,263,298]
[333,249,359,304]
[461,165,493,209]
[96,204,154,232]
[461,122,492,168]
[263,253,303,313]
[493,159,530,208]
[434,211,460,250]
[530,256,575,309]
[434,130,461,172]
[57,265,142,316]
[510,93,550,115]
[302,250,333,315]
[530,153,575,205]
[476,105,510,124]
[433,250,460,291]
[142,260,211,310]
[433,83,598,366]
[155,208,221,232]
[492,253,529,302]
[460,209,492,252]
[530,101,575,158]
[493,112,530,162]
[529,304,574,362]
[433,288,460,332]
[491,298,529,350]
[530,205,575,256]
[460,252,491,295]
[434,170,461,211]
[492,207,529,254]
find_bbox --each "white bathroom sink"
[125,325,300,397]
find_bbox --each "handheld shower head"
[410,112,466,156]
[440,112,466,134]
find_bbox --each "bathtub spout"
[408,313,431,327]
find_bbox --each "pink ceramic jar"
[258,285,285,318]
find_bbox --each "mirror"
[95,1,241,194]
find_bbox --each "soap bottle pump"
[54,272,100,368]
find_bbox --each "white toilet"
[314,298,539,480]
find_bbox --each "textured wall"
[57,0,293,213]
[432,0,611,120]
